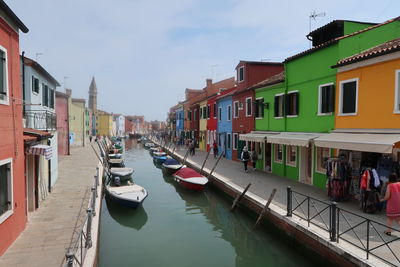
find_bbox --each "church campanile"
[88,77,98,135]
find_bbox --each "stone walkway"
[166,144,400,266]
[0,145,99,267]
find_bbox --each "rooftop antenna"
[309,11,326,47]
[35,53,43,62]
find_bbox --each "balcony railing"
[24,110,57,131]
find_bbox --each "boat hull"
[174,177,205,191]
[105,185,148,209]
[162,165,182,175]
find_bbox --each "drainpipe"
[22,51,26,115]
[66,96,70,155]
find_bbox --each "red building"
[231,61,283,161]
[56,91,70,155]
[0,2,29,256]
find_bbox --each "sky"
[6,0,400,121]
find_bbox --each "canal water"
[98,139,320,267]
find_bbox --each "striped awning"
[267,132,325,147]
[239,132,278,142]
[27,145,52,160]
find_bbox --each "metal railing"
[287,186,400,266]
[62,167,100,267]
[24,110,56,131]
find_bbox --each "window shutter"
[321,87,327,114]
[274,96,278,117]
[284,94,290,116]
[42,83,46,106]
[342,81,356,113]
[0,51,4,94]
[328,85,335,113]
[32,76,35,92]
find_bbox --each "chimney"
[206,78,212,89]
[65,88,72,96]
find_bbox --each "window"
[233,133,238,150]
[316,147,330,173]
[274,144,283,163]
[203,106,207,119]
[200,107,202,119]
[42,84,49,107]
[245,97,252,117]
[227,133,231,149]
[213,103,217,118]
[286,92,299,116]
[255,98,264,118]
[187,110,191,121]
[238,66,244,82]
[218,107,222,121]
[233,101,239,118]
[395,70,400,113]
[194,109,197,121]
[207,105,210,119]
[339,78,358,115]
[274,94,284,118]
[0,158,13,223]
[286,145,296,166]
[318,83,335,114]
[32,76,39,94]
[49,89,54,109]
[0,47,9,105]
[227,105,231,121]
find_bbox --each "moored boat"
[109,167,134,180]
[153,155,167,164]
[162,158,183,175]
[144,142,155,149]
[105,180,148,208]
[173,167,208,191]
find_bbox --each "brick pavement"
[0,144,99,267]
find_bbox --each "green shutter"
[0,50,4,95]
[42,83,46,105]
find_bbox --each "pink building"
[56,91,70,155]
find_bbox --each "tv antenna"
[309,11,326,47]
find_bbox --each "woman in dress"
[381,173,400,235]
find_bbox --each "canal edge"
[155,140,388,267]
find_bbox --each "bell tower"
[88,77,98,135]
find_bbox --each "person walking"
[241,146,250,173]
[380,173,400,235]
[213,141,218,159]
[251,150,258,171]
[192,138,196,156]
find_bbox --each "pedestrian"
[89,135,93,143]
[192,138,196,156]
[241,146,250,173]
[213,141,218,159]
[380,173,400,235]
[251,150,258,171]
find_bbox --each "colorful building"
[232,61,284,161]
[68,94,87,147]
[97,109,113,136]
[175,104,184,139]
[0,1,29,256]
[217,87,236,159]
[56,91,70,155]
[198,99,208,151]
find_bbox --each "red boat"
[173,167,208,191]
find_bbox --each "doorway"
[299,146,312,184]
[264,142,272,172]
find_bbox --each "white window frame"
[0,45,10,105]
[274,144,283,163]
[286,145,297,167]
[286,90,299,118]
[218,107,222,121]
[213,103,217,119]
[338,78,359,116]
[233,101,239,118]
[255,97,264,119]
[394,70,400,114]
[32,75,39,95]
[227,133,231,149]
[316,147,331,174]
[227,105,231,121]
[0,158,13,224]
[274,93,285,119]
[245,97,252,117]
[318,83,334,116]
[238,66,244,83]
[233,133,238,150]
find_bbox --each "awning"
[27,145,53,160]
[239,132,278,142]
[267,132,325,147]
[314,133,400,153]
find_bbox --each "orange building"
[0,2,29,255]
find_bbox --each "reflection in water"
[105,195,148,231]
[100,139,319,267]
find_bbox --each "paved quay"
[0,145,99,267]
[159,142,400,266]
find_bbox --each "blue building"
[217,88,236,159]
[175,105,184,138]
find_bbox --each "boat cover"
[175,167,203,179]
[164,158,180,166]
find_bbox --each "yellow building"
[97,110,113,136]
[198,99,208,151]
[69,98,87,147]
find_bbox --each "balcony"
[24,110,57,131]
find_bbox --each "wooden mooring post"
[253,188,277,230]
[207,150,225,179]
[230,183,251,212]
[182,148,191,165]
[200,148,212,172]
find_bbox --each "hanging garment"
[371,169,380,188]
[360,170,369,190]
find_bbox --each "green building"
[253,17,400,189]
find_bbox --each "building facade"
[56,91,70,155]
